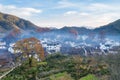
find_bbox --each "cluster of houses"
[0,39,62,68]
[0,38,120,55]
[0,38,120,56]
[0,40,13,68]
[0,39,62,54]
[41,40,61,54]
[74,39,120,55]
[0,41,7,50]
[0,38,120,68]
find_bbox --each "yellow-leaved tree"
[13,37,44,67]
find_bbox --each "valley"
[0,12,120,80]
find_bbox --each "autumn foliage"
[13,37,44,66]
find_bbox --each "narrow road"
[0,64,21,79]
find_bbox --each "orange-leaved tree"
[13,37,44,67]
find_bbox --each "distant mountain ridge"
[0,12,120,37]
[94,19,120,35]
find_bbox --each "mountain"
[0,12,50,33]
[0,12,51,42]
[50,19,120,36]
[94,19,120,35]
[0,12,120,43]
[1,12,120,36]
[58,26,92,35]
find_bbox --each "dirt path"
[0,64,21,79]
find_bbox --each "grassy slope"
[50,72,73,80]
[80,74,98,80]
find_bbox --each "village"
[0,38,119,69]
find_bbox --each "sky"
[0,0,120,28]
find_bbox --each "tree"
[13,37,44,67]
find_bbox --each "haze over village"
[0,0,120,80]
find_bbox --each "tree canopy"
[13,37,44,66]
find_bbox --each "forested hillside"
[2,53,120,80]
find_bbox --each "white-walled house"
[41,41,61,54]
[8,43,15,53]
[0,41,7,49]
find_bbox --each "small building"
[0,41,7,50]
[42,41,61,54]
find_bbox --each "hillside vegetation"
[2,53,118,80]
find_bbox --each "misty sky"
[0,0,120,28]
